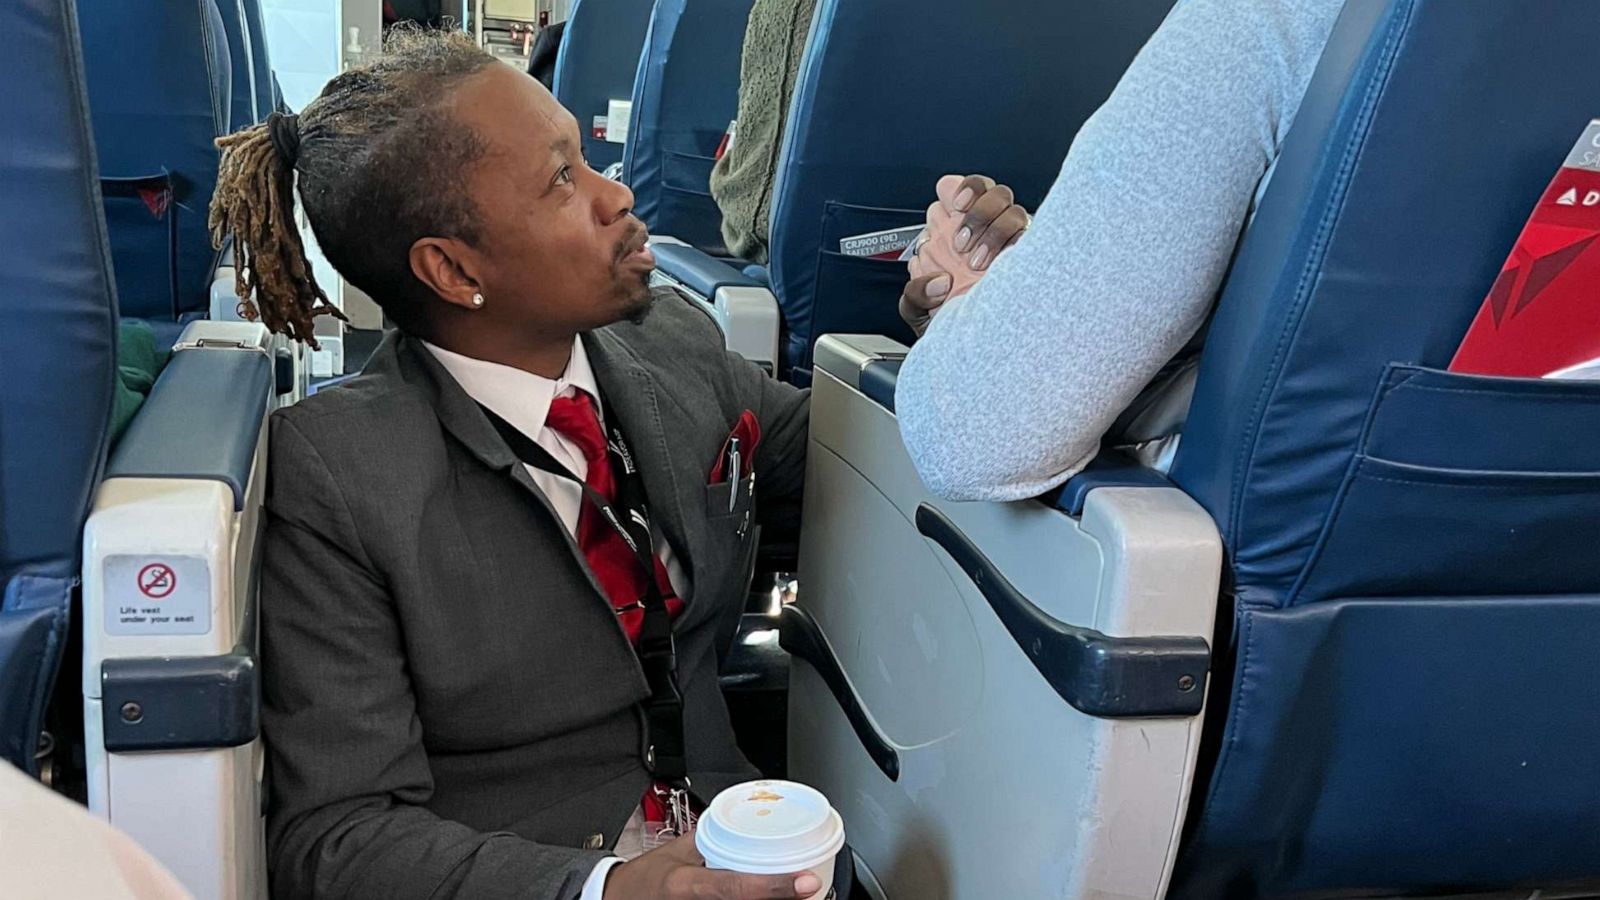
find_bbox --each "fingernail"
[928,275,951,298]
[971,245,990,269]
[954,188,975,211]
[954,227,972,251]
[795,875,822,895]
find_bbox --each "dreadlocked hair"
[211,121,344,345]
[209,26,498,343]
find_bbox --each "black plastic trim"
[778,604,900,781]
[274,347,295,395]
[1050,450,1176,516]
[859,359,901,413]
[916,504,1210,718]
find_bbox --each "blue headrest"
[768,0,1175,382]
[76,0,230,322]
[621,0,755,252]
[0,0,118,771]
[215,0,259,130]
[1169,0,1600,608]
[241,0,275,119]
[553,0,657,171]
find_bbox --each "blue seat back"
[620,0,755,253]
[76,0,230,323]
[241,0,275,119]
[216,0,259,130]
[767,0,1175,383]
[1166,1,1600,894]
[0,0,118,774]
[552,0,657,171]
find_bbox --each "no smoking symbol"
[137,563,177,600]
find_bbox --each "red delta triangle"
[1449,164,1600,377]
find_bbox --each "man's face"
[451,65,657,337]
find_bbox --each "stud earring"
[471,292,485,308]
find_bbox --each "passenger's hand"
[900,261,952,339]
[898,174,1030,337]
[940,173,1030,271]
[602,831,821,900]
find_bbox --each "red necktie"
[544,391,684,641]
[545,392,691,828]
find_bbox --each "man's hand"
[602,832,823,900]
[899,173,1030,337]
[942,173,1030,272]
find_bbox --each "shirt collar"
[420,337,602,438]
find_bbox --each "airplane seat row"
[553,0,658,173]
[241,0,275,119]
[75,0,231,334]
[764,0,1176,384]
[621,0,756,256]
[789,0,1600,898]
[75,0,299,361]
[216,0,261,132]
[3,1,281,897]
[636,0,1176,384]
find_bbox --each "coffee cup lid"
[696,780,845,874]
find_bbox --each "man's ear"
[410,237,485,312]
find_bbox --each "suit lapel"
[582,329,702,602]
[393,333,598,581]
[395,328,703,606]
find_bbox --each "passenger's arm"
[894,0,1340,501]
[261,415,608,900]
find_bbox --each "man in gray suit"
[209,29,825,900]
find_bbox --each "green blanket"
[109,321,172,445]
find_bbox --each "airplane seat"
[552,0,657,173]
[240,0,275,123]
[269,71,287,115]
[789,1,1600,898]
[81,317,276,900]
[76,0,306,406]
[215,0,260,130]
[1164,1,1600,895]
[4,5,276,898]
[652,0,1175,386]
[0,0,120,777]
[75,0,232,331]
[621,0,757,255]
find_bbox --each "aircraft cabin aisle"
[2,1,1598,899]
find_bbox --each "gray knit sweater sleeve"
[893,0,1341,502]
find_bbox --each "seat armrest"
[811,334,911,395]
[106,322,274,511]
[1051,451,1176,516]
[651,241,782,373]
[80,321,276,897]
[652,242,762,296]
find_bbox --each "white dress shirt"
[422,338,687,896]
[423,338,688,597]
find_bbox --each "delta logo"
[1554,187,1600,207]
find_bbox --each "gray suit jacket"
[260,292,809,900]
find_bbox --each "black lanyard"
[479,402,689,789]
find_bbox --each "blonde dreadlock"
[210,114,347,347]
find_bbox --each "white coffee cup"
[696,779,845,900]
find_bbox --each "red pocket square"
[710,410,761,483]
